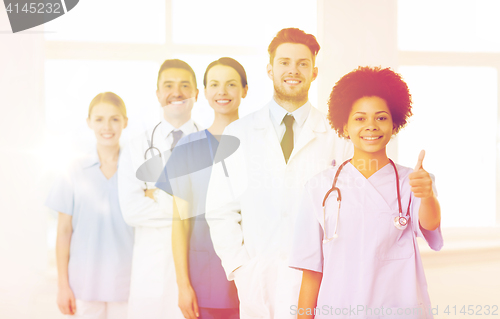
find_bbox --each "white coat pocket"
[130,227,166,299]
[375,211,414,261]
[233,258,269,318]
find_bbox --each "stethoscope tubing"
[322,158,410,243]
[144,121,201,161]
[144,122,163,161]
[141,123,235,202]
[142,121,200,190]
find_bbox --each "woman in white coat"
[46,92,134,319]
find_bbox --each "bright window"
[45,59,161,148]
[172,0,317,47]
[397,66,498,227]
[44,0,166,44]
[398,0,500,52]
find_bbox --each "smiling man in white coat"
[205,28,352,318]
[118,59,201,319]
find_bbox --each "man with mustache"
[118,59,200,319]
[206,28,351,319]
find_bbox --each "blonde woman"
[46,92,134,318]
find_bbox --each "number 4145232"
[6,3,62,14]
[444,305,498,316]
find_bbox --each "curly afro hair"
[327,66,412,138]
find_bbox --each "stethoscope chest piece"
[322,159,411,242]
[394,216,408,230]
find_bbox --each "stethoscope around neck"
[322,158,411,244]
[142,121,200,190]
[143,121,200,161]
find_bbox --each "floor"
[3,234,500,319]
[23,261,500,319]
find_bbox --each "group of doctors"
[46,27,442,319]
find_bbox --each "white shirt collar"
[82,147,122,169]
[81,148,100,168]
[159,118,198,138]
[269,98,311,127]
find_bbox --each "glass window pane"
[398,0,500,52]
[44,0,165,44]
[45,60,161,159]
[172,0,317,47]
[397,66,497,227]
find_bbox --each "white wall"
[317,0,399,158]
[0,6,48,319]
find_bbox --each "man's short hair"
[157,59,197,89]
[268,28,320,64]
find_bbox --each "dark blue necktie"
[170,130,183,150]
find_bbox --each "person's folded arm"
[118,143,174,228]
[206,196,248,280]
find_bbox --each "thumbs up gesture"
[408,150,434,198]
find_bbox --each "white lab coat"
[206,102,353,319]
[118,121,199,319]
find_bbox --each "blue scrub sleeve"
[45,166,74,216]
[411,173,443,251]
[289,183,324,273]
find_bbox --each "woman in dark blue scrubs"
[156,57,248,319]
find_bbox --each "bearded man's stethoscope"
[322,159,411,243]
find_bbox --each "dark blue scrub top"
[156,129,239,309]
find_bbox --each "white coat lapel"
[254,103,286,167]
[289,106,327,161]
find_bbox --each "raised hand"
[409,150,433,198]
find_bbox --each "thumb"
[194,296,200,317]
[70,296,76,315]
[414,150,425,171]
